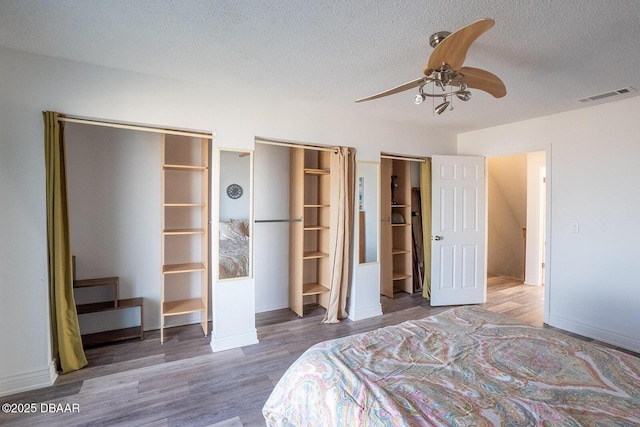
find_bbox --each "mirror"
[218,150,252,279]
[357,161,379,264]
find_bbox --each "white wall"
[0,60,54,396]
[458,96,640,352]
[525,151,546,286]
[0,46,456,395]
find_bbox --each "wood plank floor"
[0,276,632,426]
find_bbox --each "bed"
[263,306,640,426]
[218,219,249,279]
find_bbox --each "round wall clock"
[226,183,243,199]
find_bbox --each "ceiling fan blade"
[425,18,495,73]
[459,66,506,98]
[355,77,425,103]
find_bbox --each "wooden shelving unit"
[289,148,332,317]
[380,158,413,297]
[160,135,209,343]
[73,275,144,346]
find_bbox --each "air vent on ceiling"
[578,87,637,103]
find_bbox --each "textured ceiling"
[2,0,640,133]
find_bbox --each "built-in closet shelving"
[160,135,209,343]
[380,158,413,297]
[289,147,332,317]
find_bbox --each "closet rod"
[255,138,337,153]
[58,116,214,139]
[381,154,426,163]
[255,218,302,223]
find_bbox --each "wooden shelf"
[304,168,330,175]
[74,277,120,307]
[304,225,330,231]
[163,298,206,316]
[392,223,411,227]
[302,283,330,296]
[303,251,328,259]
[392,248,410,255]
[162,262,206,274]
[392,272,412,281]
[81,326,143,347]
[74,276,119,288]
[163,228,205,235]
[391,204,410,208]
[76,297,143,315]
[304,204,330,208]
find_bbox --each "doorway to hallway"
[486,151,546,324]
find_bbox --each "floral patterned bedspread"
[263,306,640,426]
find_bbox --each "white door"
[431,155,486,306]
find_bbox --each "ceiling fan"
[355,18,506,115]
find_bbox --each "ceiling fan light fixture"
[414,93,426,105]
[456,90,471,101]
[435,100,450,115]
[429,31,451,48]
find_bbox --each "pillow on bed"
[219,219,249,241]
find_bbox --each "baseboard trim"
[348,304,383,322]
[548,313,640,353]
[210,330,259,353]
[0,360,58,398]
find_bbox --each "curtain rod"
[57,116,214,139]
[255,138,337,153]
[255,138,353,155]
[381,154,426,163]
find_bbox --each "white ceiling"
[2,0,640,133]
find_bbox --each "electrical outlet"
[570,223,579,233]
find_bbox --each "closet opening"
[379,154,430,302]
[253,139,353,321]
[63,115,213,345]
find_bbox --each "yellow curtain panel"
[43,111,87,373]
[421,159,432,300]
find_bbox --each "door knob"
[432,235,443,241]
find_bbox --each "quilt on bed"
[263,306,640,426]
